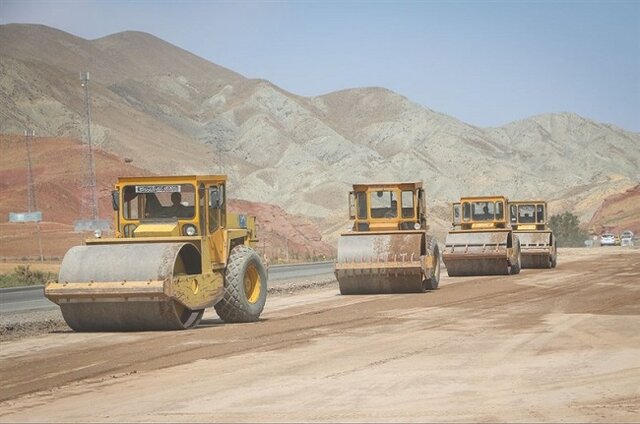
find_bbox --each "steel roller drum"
[53,243,203,331]
[443,230,512,276]
[517,231,555,268]
[335,232,426,294]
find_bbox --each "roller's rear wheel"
[423,241,441,290]
[509,240,521,275]
[215,245,267,323]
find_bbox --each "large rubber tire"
[423,240,441,290]
[215,245,267,323]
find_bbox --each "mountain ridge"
[1,23,638,243]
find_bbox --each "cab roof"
[459,195,508,202]
[352,182,423,191]
[116,175,227,185]
[508,200,548,205]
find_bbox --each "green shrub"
[549,212,589,247]
[0,265,56,288]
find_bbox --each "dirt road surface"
[1,248,639,422]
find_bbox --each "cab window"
[453,203,461,225]
[495,201,504,220]
[471,201,495,221]
[356,192,367,219]
[536,204,545,223]
[208,185,225,232]
[370,190,397,219]
[401,191,415,218]
[518,205,535,223]
[348,192,356,219]
[510,205,518,223]
[123,184,195,220]
[462,202,471,221]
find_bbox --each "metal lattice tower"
[80,71,99,222]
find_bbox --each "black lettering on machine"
[135,185,181,194]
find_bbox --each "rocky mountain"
[1,23,639,244]
[0,134,333,260]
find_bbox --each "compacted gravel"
[1,248,638,422]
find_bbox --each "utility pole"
[25,130,37,213]
[216,137,224,174]
[81,71,99,222]
[285,237,289,262]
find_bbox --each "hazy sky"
[2,0,639,131]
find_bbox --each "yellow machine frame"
[46,175,261,321]
[508,200,548,230]
[348,182,428,232]
[107,175,258,267]
[451,195,509,230]
[508,200,557,268]
[443,195,521,276]
[336,181,440,294]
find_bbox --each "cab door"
[452,202,461,226]
[206,184,227,265]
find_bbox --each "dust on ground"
[0,247,638,422]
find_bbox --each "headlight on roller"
[414,223,421,230]
[183,224,197,236]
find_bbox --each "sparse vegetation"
[549,212,589,247]
[0,265,56,288]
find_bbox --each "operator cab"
[348,182,427,232]
[455,196,508,230]
[509,201,547,230]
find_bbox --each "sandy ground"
[0,247,639,422]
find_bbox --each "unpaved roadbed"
[0,278,337,342]
[0,248,638,422]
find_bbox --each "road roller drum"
[47,243,212,331]
[335,232,439,294]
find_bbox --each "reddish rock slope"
[0,135,334,260]
[587,185,640,235]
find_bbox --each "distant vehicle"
[600,233,616,246]
[621,230,634,247]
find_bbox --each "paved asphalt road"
[0,261,335,314]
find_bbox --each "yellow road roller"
[508,200,557,268]
[44,175,267,331]
[334,182,441,294]
[443,196,521,276]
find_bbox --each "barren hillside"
[587,185,640,235]
[0,135,333,260]
[1,24,639,238]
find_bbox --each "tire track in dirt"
[1,249,638,408]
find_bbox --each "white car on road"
[600,233,616,246]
